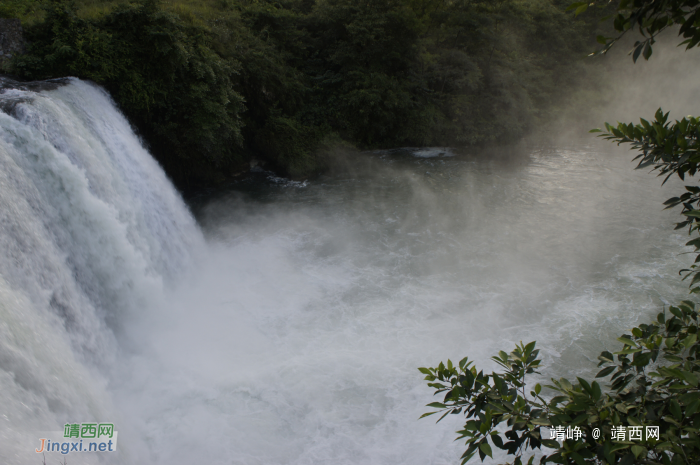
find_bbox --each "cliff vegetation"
[5,0,612,187]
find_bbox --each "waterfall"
[1,76,694,465]
[0,77,202,464]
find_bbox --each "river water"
[0,78,694,464]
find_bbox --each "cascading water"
[0,77,695,465]
[0,77,202,464]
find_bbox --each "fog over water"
[1,39,700,465]
[161,145,690,465]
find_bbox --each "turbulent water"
[0,78,695,465]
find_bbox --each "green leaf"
[426,402,446,409]
[679,392,700,405]
[577,377,592,395]
[458,357,469,370]
[670,399,682,421]
[616,336,637,347]
[570,451,587,465]
[681,370,699,387]
[525,341,536,353]
[632,43,643,62]
[683,333,697,348]
[479,421,488,435]
[631,352,651,367]
[610,443,630,453]
[491,433,504,450]
[479,442,493,459]
[559,378,573,391]
[566,2,586,12]
[596,366,616,378]
[615,348,642,355]
[541,439,559,448]
[631,445,646,458]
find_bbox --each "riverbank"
[1,0,616,190]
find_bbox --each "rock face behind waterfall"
[0,77,202,464]
[0,18,26,70]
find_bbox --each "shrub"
[420,304,700,464]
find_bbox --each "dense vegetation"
[2,0,613,187]
[420,1,700,464]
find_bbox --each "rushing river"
[0,78,694,465]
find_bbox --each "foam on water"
[0,78,695,465]
[120,147,692,464]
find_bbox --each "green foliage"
[421,303,700,464]
[572,0,700,62]
[419,342,548,464]
[0,0,41,20]
[595,111,700,293]
[12,0,245,186]
[405,0,612,146]
[8,0,612,184]
[254,110,326,178]
[302,0,427,146]
[227,0,325,177]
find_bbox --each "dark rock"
[0,77,71,115]
[0,76,70,92]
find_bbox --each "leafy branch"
[569,0,700,62]
[421,302,700,464]
[593,109,700,292]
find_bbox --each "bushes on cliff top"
[12,0,245,186]
[10,0,612,185]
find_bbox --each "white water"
[0,78,201,464]
[0,78,695,464]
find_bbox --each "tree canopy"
[7,0,611,187]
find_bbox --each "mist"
[111,38,700,461]
[541,29,700,147]
[105,144,693,464]
[2,23,700,465]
